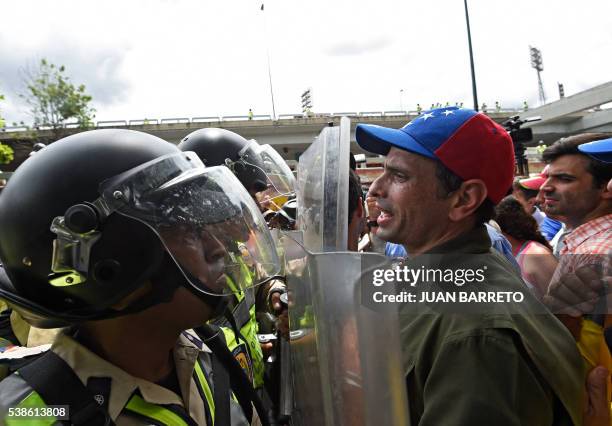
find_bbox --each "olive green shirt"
[400,225,584,425]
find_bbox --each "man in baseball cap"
[512,166,564,241]
[579,137,612,163]
[357,107,583,424]
[579,137,612,191]
[513,173,547,225]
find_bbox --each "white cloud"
[0,0,611,124]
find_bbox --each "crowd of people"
[0,105,609,425]
[358,110,611,425]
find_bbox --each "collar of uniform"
[424,224,491,255]
[563,213,612,253]
[51,329,211,422]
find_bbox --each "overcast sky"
[1,0,611,125]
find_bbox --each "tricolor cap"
[578,138,612,163]
[356,107,514,204]
[519,165,549,190]
[518,176,545,190]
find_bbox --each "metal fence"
[0,108,525,133]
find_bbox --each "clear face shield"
[235,140,296,211]
[50,152,281,296]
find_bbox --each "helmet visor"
[239,141,296,201]
[96,152,280,296]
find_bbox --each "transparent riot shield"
[286,117,408,425]
[296,116,350,252]
[282,234,408,426]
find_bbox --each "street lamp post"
[463,0,479,111]
[260,3,277,120]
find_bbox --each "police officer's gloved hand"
[268,289,289,340]
[269,291,285,314]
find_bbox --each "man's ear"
[448,179,488,222]
[602,180,612,200]
[356,197,364,220]
[349,197,365,228]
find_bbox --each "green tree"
[0,143,14,164]
[0,90,5,129]
[21,59,95,136]
[0,89,12,164]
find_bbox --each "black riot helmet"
[178,128,268,195]
[275,198,297,230]
[0,129,280,328]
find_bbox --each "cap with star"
[356,106,515,204]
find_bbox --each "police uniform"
[215,262,262,387]
[0,302,60,348]
[215,267,284,390]
[178,128,293,393]
[0,303,60,380]
[0,130,279,426]
[0,331,260,426]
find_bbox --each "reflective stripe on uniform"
[215,287,255,329]
[194,357,216,424]
[218,304,263,388]
[192,355,243,426]
[125,394,193,426]
[2,354,221,426]
[213,261,264,388]
[5,390,57,426]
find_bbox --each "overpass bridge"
[1,81,612,169]
[519,81,612,135]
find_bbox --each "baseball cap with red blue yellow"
[518,165,549,191]
[355,107,515,204]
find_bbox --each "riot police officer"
[179,128,295,212]
[178,128,291,421]
[0,129,280,425]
